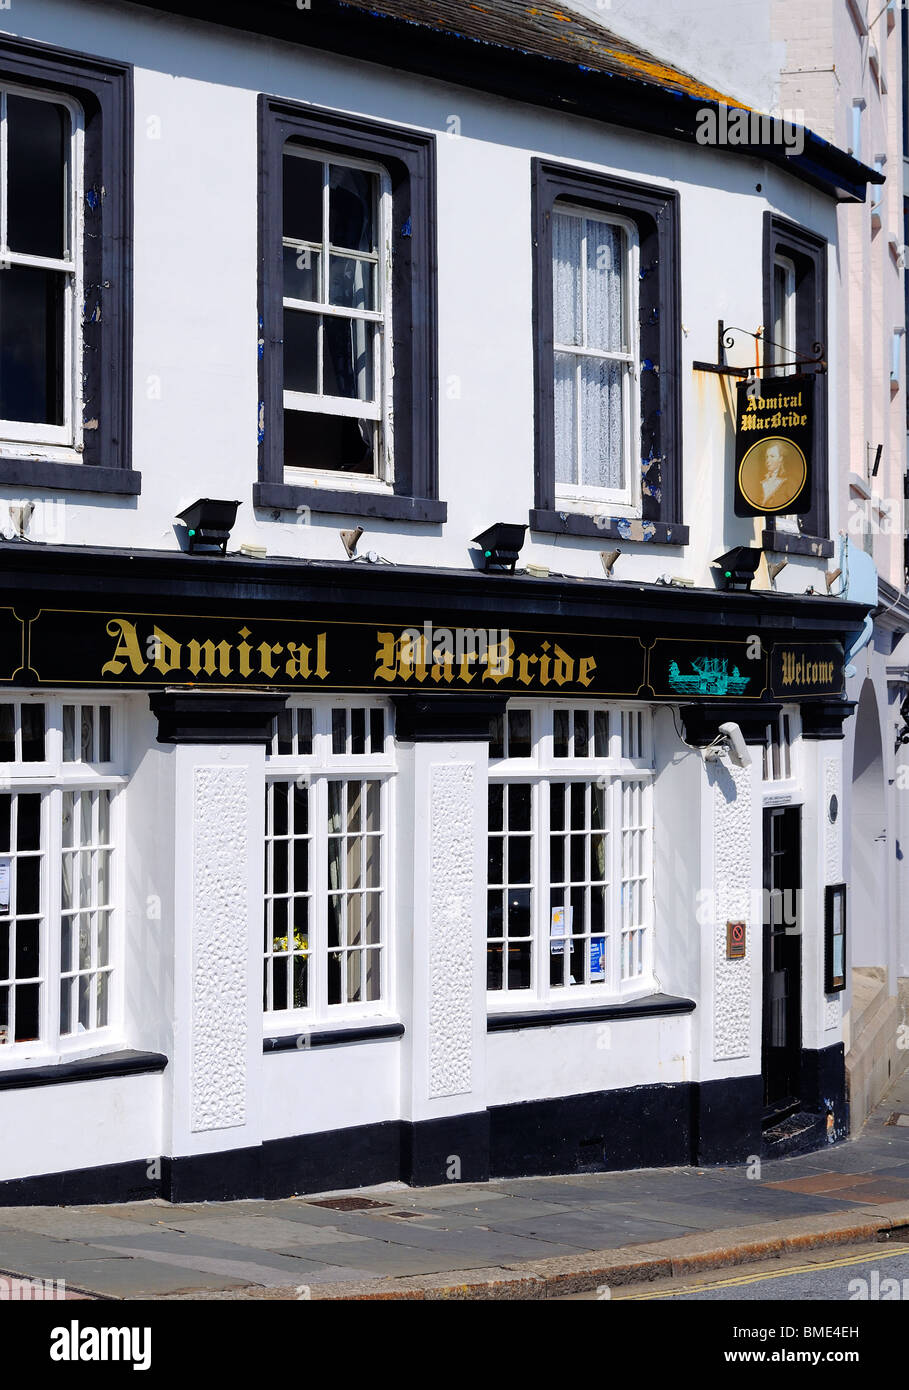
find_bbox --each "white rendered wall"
[0,1074,162,1182]
[0,0,838,598]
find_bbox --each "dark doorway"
[762,806,802,1121]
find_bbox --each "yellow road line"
[616,1245,909,1299]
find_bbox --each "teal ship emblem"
[667,656,750,696]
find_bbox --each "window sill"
[0,458,141,496]
[761,528,835,559]
[264,1021,405,1051]
[487,993,695,1032]
[530,509,688,545]
[254,481,446,523]
[0,1049,167,1091]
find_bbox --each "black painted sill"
[0,459,141,496]
[0,1049,167,1091]
[530,509,689,545]
[264,1021,405,1052]
[254,481,446,524]
[488,993,696,1032]
[762,528,835,558]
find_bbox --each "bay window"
[264,700,393,1024]
[487,703,654,1005]
[0,698,123,1057]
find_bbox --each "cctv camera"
[718,721,752,769]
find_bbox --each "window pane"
[7,95,68,259]
[283,244,320,303]
[0,707,13,763]
[323,315,374,401]
[297,708,313,754]
[98,706,111,763]
[21,705,45,763]
[284,409,374,475]
[554,710,570,758]
[554,352,577,487]
[81,707,94,764]
[283,154,323,244]
[586,219,625,353]
[0,267,65,426]
[329,165,375,252]
[580,357,624,491]
[329,255,375,311]
[284,309,319,394]
[63,705,76,762]
[17,795,40,851]
[507,709,532,758]
[553,212,581,345]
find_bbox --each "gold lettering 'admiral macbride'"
[780,651,835,688]
[740,390,808,432]
[373,632,597,689]
[101,620,330,682]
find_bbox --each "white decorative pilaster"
[427,762,475,1099]
[712,760,755,1062]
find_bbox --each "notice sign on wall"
[734,374,814,517]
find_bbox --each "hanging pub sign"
[734,373,814,517]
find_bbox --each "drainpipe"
[840,534,878,677]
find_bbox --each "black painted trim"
[761,528,835,559]
[253,482,446,523]
[257,98,439,515]
[149,690,289,744]
[0,1065,849,1204]
[762,215,829,543]
[0,1049,167,1092]
[680,701,781,747]
[393,693,507,741]
[799,698,857,739]
[531,161,683,538]
[264,1022,404,1051]
[0,35,133,484]
[488,993,695,1031]
[529,510,689,545]
[0,462,141,496]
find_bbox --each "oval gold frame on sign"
[737,436,807,514]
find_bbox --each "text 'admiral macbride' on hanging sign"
[734,373,814,517]
[26,611,649,697]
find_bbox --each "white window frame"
[552,204,641,515]
[487,701,655,1010]
[0,84,84,451]
[0,695,126,1069]
[264,698,396,1032]
[771,253,797,374]
[282,146,394,491]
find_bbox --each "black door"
[762,806,802,1120]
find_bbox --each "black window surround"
[530,159,686,546]
[0,35,136,497]
[761,213,832,557]
[255,96,443,524]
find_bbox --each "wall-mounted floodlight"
[713,546,762,592]
[768,558,788,583]
[472,523,527,572]
[600,548,622,578]
[176,499,241,555]
[825,567,843,592]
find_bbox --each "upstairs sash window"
[0,87,82,448]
